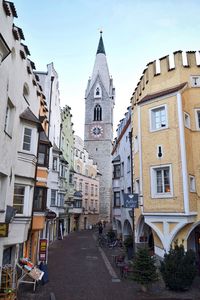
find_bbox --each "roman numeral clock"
[91,125,103,138]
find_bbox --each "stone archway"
[187,223,200,268]
[123,219,132,239]
[136,216,155,254]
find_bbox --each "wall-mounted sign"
[46,210,57,220]
[39,239,48,262]
[0,223,9,237]
[123,193,138,208]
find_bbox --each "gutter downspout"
[177,92,189,214]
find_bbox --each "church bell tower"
[84,31,115,221]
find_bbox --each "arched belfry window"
[94,104,102,121]
[94,84,101,98]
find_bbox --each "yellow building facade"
[131,51,200,260]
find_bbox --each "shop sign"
[0,223,9,237]
[46,210,57,220]
[123,193,139,208]
[39,239,48,262]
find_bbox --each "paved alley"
[17,230,200,300]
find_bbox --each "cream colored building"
[131,51,200,260]
[70,136,100,230]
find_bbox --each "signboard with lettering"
[39,239,48,262]
[123,193,138,208]
[0,223,9,237]
[46,210,57,220]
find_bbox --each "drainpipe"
[129,130,135,257]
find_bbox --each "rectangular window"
[4,98,15,137]
[85,183,88,195]
[127,156,131,173]
[113,164,121,178]
[114,192,120,207]
[91,185,94,196]
[150,105,167,131]
[121,162,124,177]
[33,187,47,211]
[189,175,196,192]
[69,173,73,184]
[52,156,58,171]
[195,109,200,130]
[13,184,25,214]
[95,186,98,196]
[151,165,173,198]
[23,127,32,151]
[38,144,49,167]
[51,189,57,206]
[59,193,65,207]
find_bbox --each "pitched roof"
[39,131,52,146]
[139,82,187,104]
[20,107,41,125]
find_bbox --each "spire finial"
[96,29,106,55]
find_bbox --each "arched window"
[94,104,102,121]
[94,84,101,98]
[96,87,100,95]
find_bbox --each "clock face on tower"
[91,125,103,138]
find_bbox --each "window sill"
[150,126,168,133]
[151,194,173,199]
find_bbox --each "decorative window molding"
[150,164,173,198]
[149,104,168,132]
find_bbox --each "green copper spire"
[96,30,106,55]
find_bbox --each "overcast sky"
[13,0,200,138]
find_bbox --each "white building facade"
[0,0,40,279]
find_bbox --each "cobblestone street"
[17,230,200,300]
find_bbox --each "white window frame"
[51,189,57,206]
[195,109,200,130]
[184,112,191,129]
[150,164,173,198]
[189,175,196,192]
[149,104,168,132]
[13,183,30,215]
[21,125,37,154]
